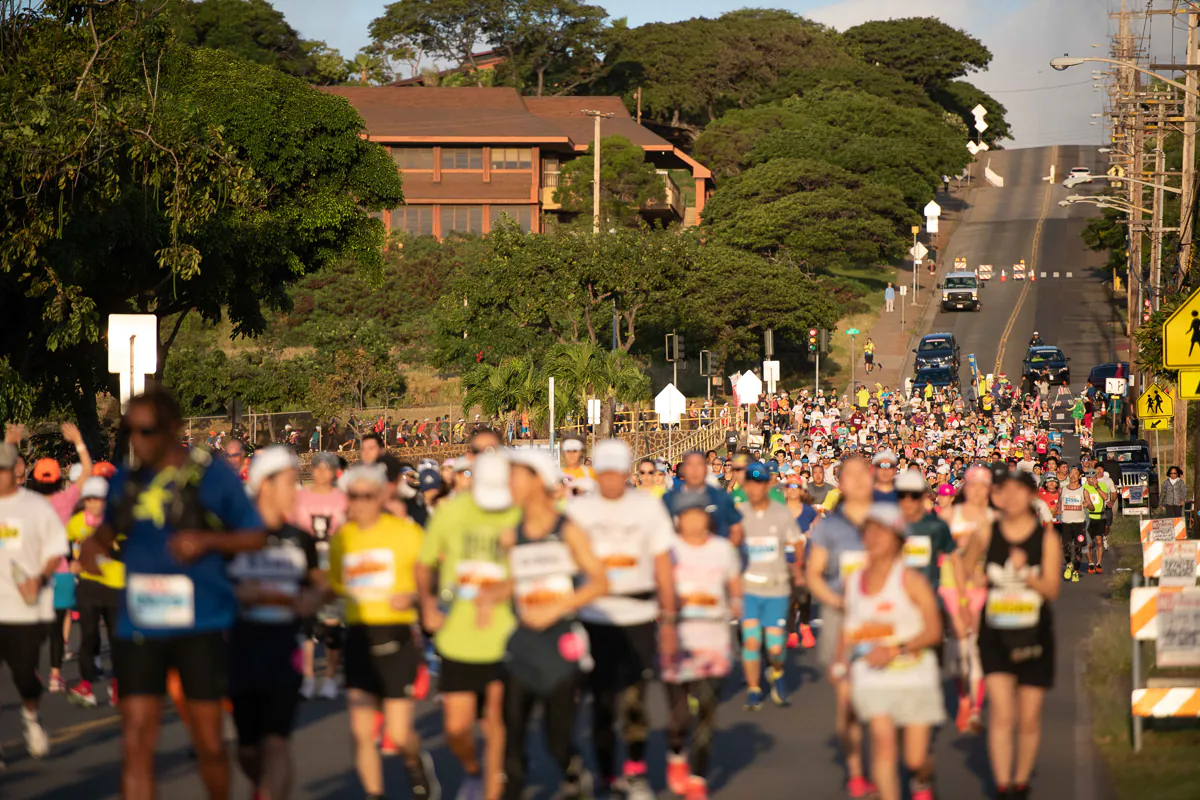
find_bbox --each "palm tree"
[546,342,649,436]
[461,355,540,438]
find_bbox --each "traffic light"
[808,328,818,353]
[819,329,830,354]
[666,333,685,362]
[1142,298,1152,324]
[675,333,685,361]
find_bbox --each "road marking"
[995,145,1059,373]
[1,712,121,751]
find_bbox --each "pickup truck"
[1092,439,1158,512]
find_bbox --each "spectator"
[1161,466,1187,519]
[884,283,896,313]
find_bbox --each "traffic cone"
[1001,268,1006,282]
[1030,270,1036,282]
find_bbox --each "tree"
[554,135,665,227]
[545,341,649,434]
[461,354,541,433]
[486,0,610,96]
[348,48,393,85]
[0,2,403,429]
[369,0,500,78]
[303,40,351,85]
[700,158,917,269]
[927,80,1011,146]
[840,17,991,88]
[169,0,318,80]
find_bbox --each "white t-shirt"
[0,490,70,624]
[567,489,674,626]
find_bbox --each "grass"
[811,262,900,393]
[1084,515,1200,799]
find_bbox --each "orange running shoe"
[667,753,690,796]
[955,695,971,733]
[800,624,816,649]
[786,632,800,649]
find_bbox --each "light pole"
[1050,56,1200,99]
[1062,174,1181,194]
[1059,196,1154,215]
[911,224,920,304]
[581,109,614,234]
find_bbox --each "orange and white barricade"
[1131,688,1200,717]
[1142,536,1198,579]
[1012,260,1026,280]
[978,264,993,281]
[1141,517,1186,543]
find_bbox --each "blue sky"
[273,0,1154,148]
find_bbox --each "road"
[0,145,1121,800]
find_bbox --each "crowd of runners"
[0,365,1131,800]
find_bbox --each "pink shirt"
[288,488,348,542]
[50,484,81,526]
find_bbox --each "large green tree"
[487,0,610,96]
[369,0,498,80]
[0,1,402,427]
[169,0,319,79]
[840,17,991,88]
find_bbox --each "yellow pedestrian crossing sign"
[1143,416,1172,431]
[1137,384,1174,419]
[1162,287,1200,367]
[1179,368,1200,400]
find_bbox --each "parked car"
[913,333,960,371]
[1092,439,1158,511]
[911,365,960,395]
[1022,345,1070,392]
[1088,361,1130,390]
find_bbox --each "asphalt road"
[0,146,1122,800]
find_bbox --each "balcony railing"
[644,170,684,218]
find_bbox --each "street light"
[1061,195,1154,215]
[1050,56,1200,99]
[1062,174,1181,193]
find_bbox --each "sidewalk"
[851,185,969,394]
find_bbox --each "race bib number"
[839,551,867,579]
[0,520,21,550]
[985,588,1042,630]
[746,536,780,565]
[903,535,933,569]
[127,574,195,629]
[342,549,395,599]
[1062,496,1083,512]
[679,582,726,620]
[515,574,574,612]
[455,559,506,601]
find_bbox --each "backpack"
[110,449,222,536]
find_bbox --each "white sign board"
[899,285,908,296]
[975,118,989,133]
[654,383,687,424]
[762,360,780,394]
[926,217,939,234]
[908,242,928,261]
[923,200,942,218]
[107,314,158,411]
[587,398,602,425]
[1156,588,1200,667]
[1105,377,1128,396]
[736,371,763,406]
[1161,541,1199,588]
[971,104,988,119]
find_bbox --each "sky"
[273,0,1185,148]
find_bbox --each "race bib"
[515,574,574,612]
[746,536,781,565]
[1062,496,1083,512]
[985,588,1042,630]
[127,574,195,629]
[839,550,867,579]
[678,582,726,620]
[455,559,506,601]
[0,520,21,551]
[342,549,395,599]
[903,535,933,569]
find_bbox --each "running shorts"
[0,623,47,700]
[114,631,228,701]
[583,621,658,691]
[344,624,421,699]
[741,594,789,629]
[438,656,505,695]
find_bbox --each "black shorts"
[1086,518,1107,545]
[1061,522,1087,552]
[0,623,47,700]
[584,621,658,692]
[980,619,1056,689]
[438,656,504,695]
[232,676,302,746]
[303,618,343,650]
[343,624,421,699]
[114,631,228,701]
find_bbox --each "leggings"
[77,580,119,683]
[592,681,649,783]
[502,672,581,800]
[48,608,69,670]
[666,678,722,779]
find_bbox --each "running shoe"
[768,666,789,706]
[955,695,971,733]
[49,674,65,693]
[685,776,709,800]
[1087,564,1096,575]
[1071,570,1080,583]
[405,749,441,800]
[743,687,764,711]
[1011,785,1030,800]
[413,663,430,701]
[455,774,484,800]
[22,708,49,759]
[846,776,879,798]
[380,731,399,756]
[624,775,655,800]
[667,753,691,795]
[69,681,98,708]
[558,760,591,800]
[318,677,339,700]
[911,785,934,800]
[1096,564,1104,574]
[967,710,983,735]
[800,624,816,649]
[786,631,800,649]
[1062,564,1073,581]
[299,675,316,699]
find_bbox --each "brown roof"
[522,96,673,150]
[319,86,568,141]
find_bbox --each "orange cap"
[32,458,61,484]
[92,461,117,478]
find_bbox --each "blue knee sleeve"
[765,629,785,653]
[741,621,762,662]
[741,643,761,662]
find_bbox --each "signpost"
[762,360,780,395]
[1106,377,1128,396]
[1162,287,1200,368]
[655,382,687,455]
[846,328,860,396]
[909,226,924,303]
[107,314,158,412]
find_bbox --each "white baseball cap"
[561,439,584,453]
[473,452,512,511]
[509,448,561,490]
[80,476,109,500]
[592,439,632,475]
[247,446,300,494]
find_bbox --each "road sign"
[923,200,942,218]
[908,242,928,261]
[1143,416,1172,431]
[926,217,939,234]
[735,371,762,406]
[1106,377,1128,396]
[845,328,860,336]
[1179,368,1200,400]
[655,383,687,423]
[1163,287,1200,368]
[899,285,908,296]
[108,314,158,411]
[1138,384,1175,419]
[975,118,989,133]
[971,104,988,119]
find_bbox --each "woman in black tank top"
[963,470,1062,800]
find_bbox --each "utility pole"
[1181,11,1198,281]
[581,109,614,234]
[1151,101,1166,312]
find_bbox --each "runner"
[330,461,439,800]
[835,503,944,800]
[663,451,743,540]
[737,461,803,710]
[1082,471,1107,574]
[67,475,122,707]
[561,437,595,487]
[783,479,817,649]
[807,454,876,798]
[500,448,608,800]
[227,447,325,800]
[663,491,742,800]
[962,469,1061,800]
[0,441,66,764]
[417,446,518,800]
[1056,467,1087,582]
[566,438,677,800]
[78,388,267,800]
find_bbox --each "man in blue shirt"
[663,451,743,541]
[80,388,265,800]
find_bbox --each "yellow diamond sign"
[1137,384,1174,419]
[1162,287,1200,368]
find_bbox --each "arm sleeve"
[719,492,743,527]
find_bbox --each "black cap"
[379,454,404,484]
[988,461,1009,484]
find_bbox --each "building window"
[393,206,433,236]
[489,205,533,232]
[490,147,532,170]
[441,148,483,170]
[390,147,434,170]
[541,157,560,188]
[440,205,483,236]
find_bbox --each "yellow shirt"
[822,488,842,511]
[563,465,596,482]
[329,513,423,626]
[67,512,125,590]
[856,389,869,407]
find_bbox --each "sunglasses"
[347,492,376,501]
[638,469,656,476]
[896,490,925,500]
